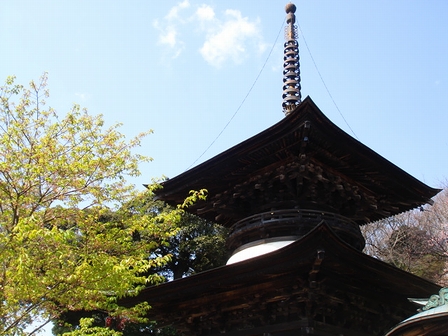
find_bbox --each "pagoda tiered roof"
[156,96,439,226]
[121,223,439,335]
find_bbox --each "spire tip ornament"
[285,3,296,14]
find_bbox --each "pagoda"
[121,4,441,335]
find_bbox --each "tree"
[362,187,448,285]
[385,224,445,280]
[0,74,182,335]
[154,212,228,281]
[104,191,228,281]
[119,193,229,281]
[53,193,228,335]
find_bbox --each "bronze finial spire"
[282,3,301,115]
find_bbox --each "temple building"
[385,288,448,336]
[121,4,441,335]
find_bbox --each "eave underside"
[122,224,439,335]
[385,314,448,336]
[156,97,439,226]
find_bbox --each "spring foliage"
[362,187,448,285]
[0,74,181,335]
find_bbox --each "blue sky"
[2,2,448,333]
[2,0,448,193]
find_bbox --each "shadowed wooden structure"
[154,96,438,257]
[121,95,440,335]
[121,224,440,335]
[121,4,441,335]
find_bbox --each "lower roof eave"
[120,222,439,313]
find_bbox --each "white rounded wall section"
[226,236,298,265]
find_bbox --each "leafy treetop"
[0,74,184,335]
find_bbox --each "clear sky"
[2,0,448,193]
[2,2,447,334]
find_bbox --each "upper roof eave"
[154,96,440,222]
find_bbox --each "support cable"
[296,21,359,140]
[186,19,285,170]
